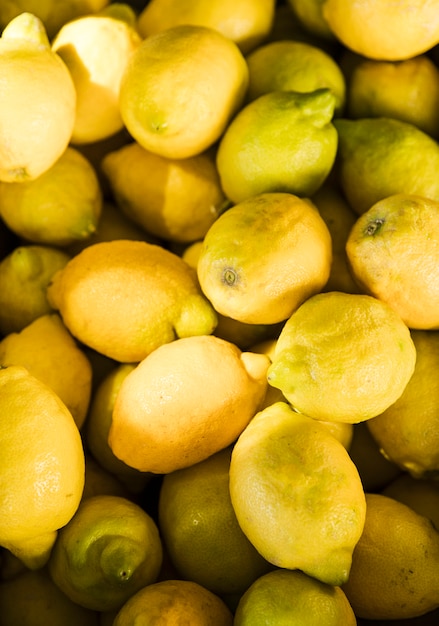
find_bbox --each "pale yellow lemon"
[0,365,85,569]
[137,0,276,54]
[119,24,249,159]
[267,291,416,423]
[46,240,218,363]
[0,13,76,182]
[197,192,332,325]
[52,5,142,144]
[229,401,366,586]
[109,335,269,474]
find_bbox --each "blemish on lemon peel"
[222,267,239,286]
[365,218,385,236]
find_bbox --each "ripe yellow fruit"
[229,402,366,586]
[109,335,269,474]
[197,192,332,324]
[267,291,417,423]
[0,13,76,182]
[46,240,218,363]
[119,24,249,159]
[0,365,85,569]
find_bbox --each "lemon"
[0,244,70,335]
[333,116,439,215]
[46,240,218,363]
[0,365,85,569]
[267,291,416,423]
[245,39,346,116]
[112,579,233,626]
[234,568,357,626]
[216,89,338,204]
[109,335,269,473]
[342,493,439,620]
[346,194,439,330]
[52,4,142,145]
[48,494,163,612]
[322,0,439,60]
[0,313,92,429]
[367,330,439,479]
[197,192,332,324]
[0,568,99,626]
[383,474,439,534]
[229,401,366,585]
[119,24,249,159]
[101,142,227,243]
[347,55,439,139]
[158,447,273,596]
[82,454,128,501]
[0,146,102,247]
[0,13,76,182]
[287,0,336,41]
[137,0,276,54]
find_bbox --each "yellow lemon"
[0,244,70,335]
[333,116,439,216]
[52,4,142,144]
[109,335,269,474]
[267,291,417,423]
[347,55,439,139]
[234,568,357,626]
[48,494,163,612]
[382,473,439,531]
[0,365,85,569]
[119,24,249,159]
[245,39,346,116]
[287,0,336,41]
[0,146,102,247]
[342,493,439,620]
[0,568,99,626]
[0,13,76,182]
[322,0,439,60]
[158,447,273,596]
[112,579,233,626]
[101,142,227,243]
[229,401,366,586]
[367,330,439,479]
[216,88,338,204]
[137,0,276,54]
[46,240,218,363]
[0,313,92,429]
[197,192,332,325]
[346,194,439,330]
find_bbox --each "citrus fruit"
[48,494,163,612]
[46,240,218,363]
[0,146,102,247]
[216,88,338,204]
[229,402,366,586]
[137,0,276,54]
[0,365,85,569]
[52,4,142,144]
[197,192,332,325]
[0,12,76,182]
[0,313,92,429]
[333,116,439,215]
[109,334,269,473]
[245,39,346,116]
[101,142,227,243]
[322,0,439,60]
[342,493,439,620]
[346,194,439,329]
[82,454,128,501]
[0,244,70,335]
[267,291,416,423]
[287,0,336,41]
[119,24,249,159]
[234,568,357,626]
[112,579,233,626]
[382,473,439,531]
[366,329,439,479]
[158,447,273,596]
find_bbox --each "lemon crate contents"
[1,1,439,625]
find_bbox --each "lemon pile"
[2,2,439,625]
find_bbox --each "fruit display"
[2,1,439,624]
